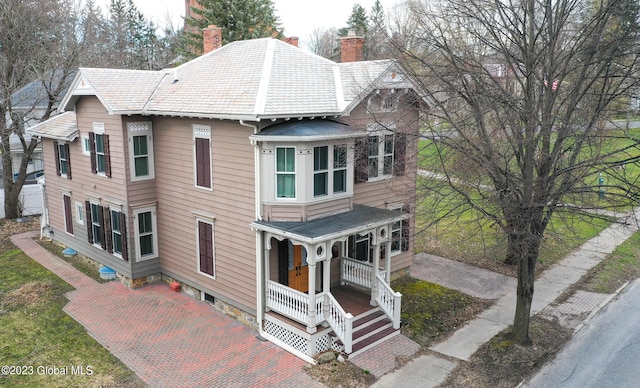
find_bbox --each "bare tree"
[306,27,340,61]
[396,0,640,343]
[0,0,77,219]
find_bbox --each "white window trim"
[195,216,216,280]
[313,144,350,199]
[275,146,297,200]
[128,121,155,181]
[388,204,405,257]
[89,200,103,249]
[366,123,396,182]
[313,145,329,197]
[109,206,124,259]
[75,201,84,225]
[193,125,213,191]
[81,135,90,156]
[133,205,158,261]
[57,143,69,178]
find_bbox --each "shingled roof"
[59,38,411,121]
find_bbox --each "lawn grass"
[415,183,612,275]
[37,239,109,284]
[0,248,143,387]
[581,229,640,293]
[392,277,491,346]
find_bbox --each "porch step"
[330,307,400,358]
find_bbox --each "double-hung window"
[313,146,328,197]
[86,201,104,248]
[333,145,347,193]
[134,206,158,261]
[193,125,212,189]
[313,145,348,197]
[109,209,127,258]
[356,124,407,182]
[276,147,296,198]
[54,142,71,178]
[197,218,215,278]
[128,122,154,181]
[89,122,111,177]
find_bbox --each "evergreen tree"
[181,0,281,60]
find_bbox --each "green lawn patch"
[392,277,491,346]
[581,229,640,293]
[0,248,143,387]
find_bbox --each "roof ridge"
[253,39,276,116]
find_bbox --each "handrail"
[376,274,402,329]
[341,257,386,288]
[266,280,311,325]
[324,292,354,353]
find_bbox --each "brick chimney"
[184,0,203,34]
[340,31,364,63]
[203,25,223,54]
[283,36,299,47]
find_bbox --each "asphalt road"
[526,279,640,388]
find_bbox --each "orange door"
[289,245,309,293]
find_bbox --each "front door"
[289,244,308,293]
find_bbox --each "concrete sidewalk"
[375,208,640,387]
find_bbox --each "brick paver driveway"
[12,232,322,388]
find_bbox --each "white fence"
[0,184,43,219]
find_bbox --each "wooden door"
[289,244,308,293]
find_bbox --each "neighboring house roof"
[59,38,415,121]
[11,69,75,112]
[25,112,78,142]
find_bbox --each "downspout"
[240,119,265,338]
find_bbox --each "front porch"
[253,205,409,360]
[264,284,401,359]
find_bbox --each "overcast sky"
[94,0,401,46]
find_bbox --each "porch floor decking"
[265,285,376,332]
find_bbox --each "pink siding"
[152,118,257,311]
[45,96,128,236]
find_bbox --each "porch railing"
[341,257,386,289]
[266,280,324,326]
[376,274,402,329]
[323,292,354,353]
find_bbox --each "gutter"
[240,119,267,340]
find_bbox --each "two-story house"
[27,31,423,361]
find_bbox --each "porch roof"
[250,119,367,142]
[252,204,407,243]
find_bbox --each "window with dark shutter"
[195,137,211,188]
[104,134,111,177]
[89,133,97,173]
[99,205,106,250]
[104,207,113,253]
[401,219,410,252]
[54,142,60,176]
[63,195,73,234]
[198,221,214,276]
[354,137,369,183]
[120,212,128,261]
[85,201,93,244]
[394,133,406,176]
[65,143,72,179]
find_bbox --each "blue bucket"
[99,266,116,280]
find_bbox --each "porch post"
[322,257,331,323]
[370,239,380,306]
[264,236,272,312]
[385,235,392,282]
[307,262,317,333]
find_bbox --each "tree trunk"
[2,136,19,219]
[508,230,542,344]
